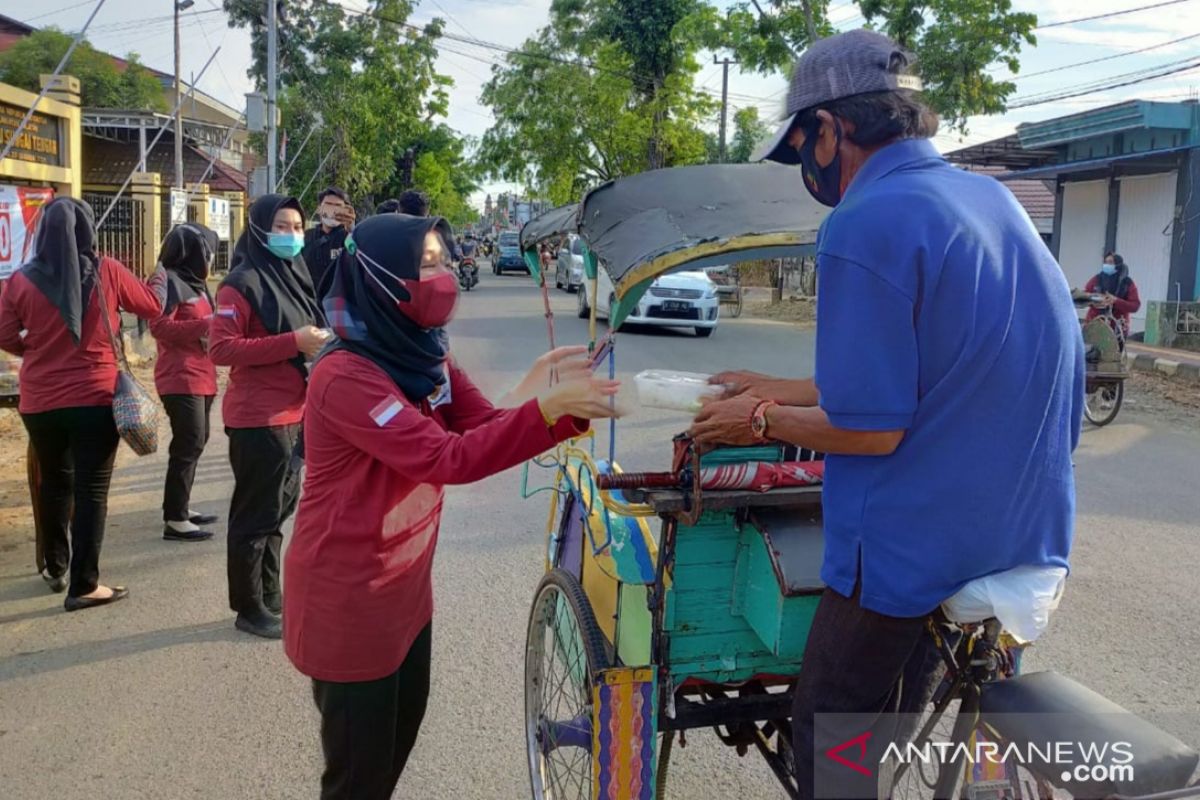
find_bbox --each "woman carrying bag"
[284,214,620,799]
[151,223,220,542]
[209,193,326,640]
[0,197,165,610]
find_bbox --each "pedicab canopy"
[521,163,831,329]
[519,202,580,281]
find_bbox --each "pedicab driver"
[688,29,1085,799]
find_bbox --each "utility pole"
[715,55,738,163]
[266,0,279,191]
[173,1,193,190]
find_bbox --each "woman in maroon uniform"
[0,197,165,610]
[151,223,220,542]
[209,193,326,639]
[284,213,619,800]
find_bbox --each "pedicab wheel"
[730,289,743,318]
[526,568,609,800]
[1084,380,1123,427]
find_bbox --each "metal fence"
[83,192,147,277]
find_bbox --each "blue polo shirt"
[814,138,1084,618]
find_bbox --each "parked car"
[555,234,585,292]
[493,231,527,275]
[578,268,719,337]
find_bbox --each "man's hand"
[335,205,356,230]
[711,371,819,407]
[689,394,763,448]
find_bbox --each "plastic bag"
[941,565,1067,644]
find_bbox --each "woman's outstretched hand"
[538,374,622,422]
[502,345,593,406]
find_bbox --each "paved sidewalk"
[1126,342,1200,382]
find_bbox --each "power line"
[1035,0,1196,30]
[1009,55,1200,108]
[22,0,97,23]
[997,32,1200,79]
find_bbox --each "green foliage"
[227,0,475,217]
[702,0,1036,131]
[479,0,715,200]
[728,106,771,163]
[0,28,166,111]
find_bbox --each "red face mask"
[397,270,459,329]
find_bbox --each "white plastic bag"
[942,565,1067,644]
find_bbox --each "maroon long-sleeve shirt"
[0,257,165,414]
[151,294,217,397]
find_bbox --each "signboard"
[0,103,65,167]
[208,196,231,241]
[169,188,188,226]
[0,185,55,279]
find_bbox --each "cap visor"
[752,113,802,165]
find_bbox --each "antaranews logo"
[822,729,1136,785]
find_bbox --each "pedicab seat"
[981,671,1200,798]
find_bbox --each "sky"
[7,0,1200,207]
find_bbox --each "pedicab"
[1073,290,1130,427]
[518,165,1200,800]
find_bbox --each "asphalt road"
[1,267,1198,799]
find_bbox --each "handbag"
[94,266,159,456]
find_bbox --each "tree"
[227,0,475,215]
[729,106,771,163]
[479,0,715,203]
[0,28,166,111]
[701,0,1036,131]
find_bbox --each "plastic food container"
[635,370,723,413]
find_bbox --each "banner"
[208,196,231,241]
[0,185,55,279]
[169,188,188,226]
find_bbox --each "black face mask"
[798,118,844,207]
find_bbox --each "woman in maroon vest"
[0,197,165,610]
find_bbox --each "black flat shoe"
[41,568,68,594]
[64,586,129,612]
[163,526,215,542]
[189,512,219,526]
[235,610,282,639]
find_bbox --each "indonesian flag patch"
[370,395,404,427]
[216,305,238,318]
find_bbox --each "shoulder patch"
[369,395,405,427]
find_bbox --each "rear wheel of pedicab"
[526,568,609,800]
[730,288,743,318]
[1084,379,1124,427]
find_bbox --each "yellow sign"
[0,102,64,167]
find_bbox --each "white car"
[577,268,719,337]
[555,234,585,292]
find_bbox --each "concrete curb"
[1125,351,1200,383]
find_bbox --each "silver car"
[555,234,585,292]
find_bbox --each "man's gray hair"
[795,90,939,148]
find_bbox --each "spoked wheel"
[879,699,963,800]
[1084,380,1123,427]
[526,569,608,800]
[730,289,743,318]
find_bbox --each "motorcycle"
[457,257,479,291]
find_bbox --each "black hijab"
[222,194,323,374]
[161,223,218,314]
[1098,255,1133,299]
[21,197,99,345]
[321,213,457,403]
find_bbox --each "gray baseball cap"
[755,29,923,165]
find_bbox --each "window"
[571,238,584,256]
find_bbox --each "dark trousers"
[226,424,300,615]
[161,394,214,522]
[312,625,433,800]
[792,586,942,800]
[21,406,120,597]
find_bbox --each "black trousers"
[160,394,214,522]
[226,424,300,615]
[312,624,433,800]
[792,586,943,800]
[21,406,120,597]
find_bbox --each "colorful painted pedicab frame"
[517,164,1200,800]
